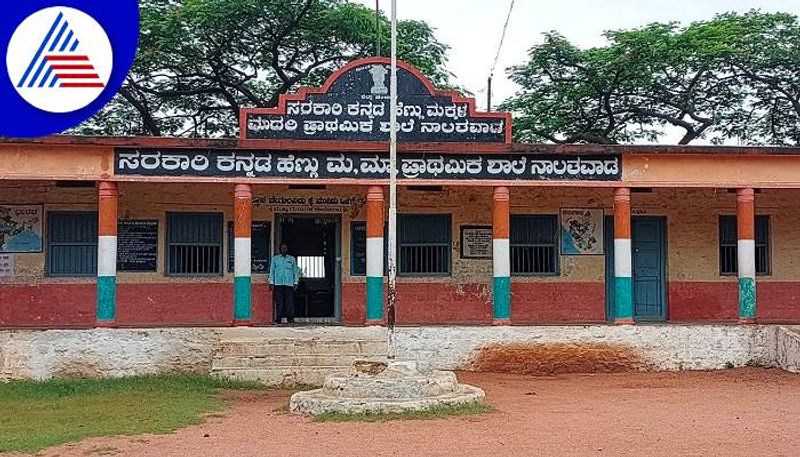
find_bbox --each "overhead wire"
[490,0,516,79]
[486,0,515,110]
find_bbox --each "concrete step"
[210,327,389,386]
[213,340,387,357]
[212,354,383,370]
[215,326,387,340]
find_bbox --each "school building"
[2,57,800,331]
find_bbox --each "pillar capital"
[736,187,755,203]
[367,185,384,201]
[98,180,118,198]
[613,187,631,203]
[234,183,252,198]
[493,186,510,202]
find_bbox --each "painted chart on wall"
[560,208,603,255]
[0,205,43,253]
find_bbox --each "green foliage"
[75,0,452,137]
[0,374,265,453]
[311,401,494,423]
[503,11,800,145]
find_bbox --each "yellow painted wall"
[1,181,799,286]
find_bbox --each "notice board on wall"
[350,221,388,276]
[460,225,493,259]
[117,220,158,271]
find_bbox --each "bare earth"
[33,368,800,457]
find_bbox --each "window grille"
[398,214,451,276]
[511,215,559,275]
[167,213,223,275]
[719,215,771,276]
[47,212,97,277]
[297,256,326,278]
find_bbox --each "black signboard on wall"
[227,221,271,274]
[117,220,158,271]
[350,222,367,276]
[115,149,621,182]
[350,221,388,276]
[242,58,511,144]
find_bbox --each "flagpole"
[386,0,398,359]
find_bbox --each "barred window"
[398,214,451,276]
[719,215,770,276]
[511,215,558,275]
[47,212,97,277]
[167,213,223,276]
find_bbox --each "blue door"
[632,217,667,321]
[605,216,667,321]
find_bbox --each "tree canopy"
[76,0,452,137]
[502,11,800,146]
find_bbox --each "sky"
[354,0,800,111]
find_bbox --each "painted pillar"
[96,181,118,327]
[233,183,252,325]
[613,187,634,324]
[737,188,757,323]
[366,186,385,323]
[492,186,511,323]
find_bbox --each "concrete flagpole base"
[289,360,485,415]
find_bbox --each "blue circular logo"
[0,1,139,138]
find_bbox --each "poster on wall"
[0,205,42,253]
[460,226,493,259]
[560,209,604,255]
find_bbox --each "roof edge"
[1,135,800,155]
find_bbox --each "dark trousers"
[273,285,295,323]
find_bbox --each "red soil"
[30,368,800,457]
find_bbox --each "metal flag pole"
[375,0,381,56]
[386,0,398,360]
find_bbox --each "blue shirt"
[269,254,300,286]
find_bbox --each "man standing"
[269,242,301,324]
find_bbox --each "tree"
[75,0,452,137]
[503,11,800,145]
[689,12,800,145]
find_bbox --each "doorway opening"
[605,215,668,322]
[276,214,341,323]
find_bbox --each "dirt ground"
[30,368,800,457]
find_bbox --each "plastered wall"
[1,181,799,326]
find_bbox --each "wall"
[0,328,215,380]
[0,325,788,382]
[772,326,800,373]
[2,182,800,327]
[396,325,774,372]
[635,188,800,322]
